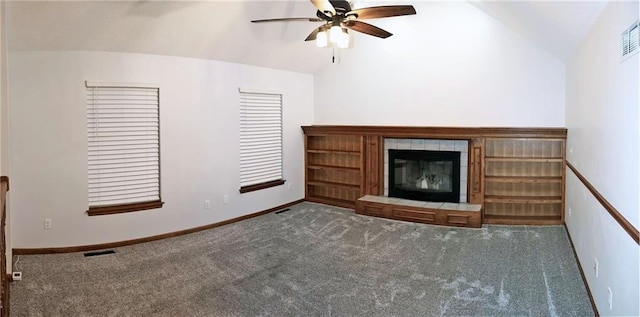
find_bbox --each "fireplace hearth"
[388,149,460,203]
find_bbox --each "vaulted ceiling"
[6,0,608,74]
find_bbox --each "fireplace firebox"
[388,149,460,203]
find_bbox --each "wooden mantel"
[302,125,567,226]
[301,125,567,139]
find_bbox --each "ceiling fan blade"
[342,20,392,39]
[310,0,335,17]
[347,5,416,20]
[251,17,324,23]
[305,25,330,41]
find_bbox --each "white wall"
[0,0,5,174]
[0,0,10,273]
[565,1,639,315]
[7,51,313,248]
[313,1,566,127]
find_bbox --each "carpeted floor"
[10,202,593,316]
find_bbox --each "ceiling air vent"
[621,21,638,60]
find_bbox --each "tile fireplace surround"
[384,138,468,202]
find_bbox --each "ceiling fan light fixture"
[316,31,328,47]
[336,28,350,48]
[329,25,343,43]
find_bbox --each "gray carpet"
[10,202,593,316]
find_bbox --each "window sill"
[87,201,164,216]
[239,179,285,194]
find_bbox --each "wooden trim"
[563,224,599,316]
[0,176,8,191]
[359,135,365,195]
[468,138,484,204]
[1,176,8,317]
[378,136,385,196]
[302,125,567,139]
[14,199,304,255]
[239,179,285,194]
[566,161,640,245]
[304,135,310,201]
[87,200,164,216]
[2,274,9,317]
[305,197,355,209]
[560,142,567,224]
[364,135,381,195]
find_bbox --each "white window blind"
[622,21,639,59]
[87,84,161,208]
[629,24,638,54]
[239,90,283,188]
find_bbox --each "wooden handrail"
[566,162,639,245]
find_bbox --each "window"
[621,21,639,60]
[86,82,163,216]
[239,89,284,193]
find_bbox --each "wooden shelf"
[484,196,562,204]
[307,164,360,172]
[307,180,360,190]
[485,157,563,162]
[485,176,562,183]
[307,149,361,154]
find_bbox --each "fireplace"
[388,149,460,203]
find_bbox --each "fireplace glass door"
[388,149,460,203]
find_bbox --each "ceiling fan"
[251,0,416,48]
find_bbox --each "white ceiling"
[6,0,608,74]
[468,0,607,61]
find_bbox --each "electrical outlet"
[594,258,599,278]
[204,200,210,209]
[12,272,22,281]
[44,218,52,230]
[223,195,229,205]
[569,146,573,156]
[568,206,572,216]
[607,287,613,310]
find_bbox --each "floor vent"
[275,208,290,214]
[84,250,116,257]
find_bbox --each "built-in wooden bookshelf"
[305,134,365,208]
[483,138,565,224]
[302,126,567,225]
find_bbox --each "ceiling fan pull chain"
[332,47,335,63]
